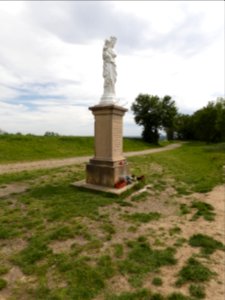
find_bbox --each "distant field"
[0,135,158,163]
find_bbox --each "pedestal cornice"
[89,104,128,116]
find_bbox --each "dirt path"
[0,143,181,175]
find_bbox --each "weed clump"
[179,204,191,215]
[167,292,192,300]
[52,255,115,299]
[153,181,167,192]
[119,238,176,287]
[189,234,225,255]
[106,289,151,300]
[113,244,124,258]
[176,186,191,195]
[176,257,214,286]
[191,201,215,221]
[0,224,19,239]
[124,212,161,223]
[189,284,206,299]
[12,236,52,274]
[0,278,7,290]
[131,191,149,202]
[151,293,165,300]
[0,266,9,276]
[174,238,187,248]
[169,226,182,236]
[107,289,166,300]
[101,223,116,235]
[48,225,76,241]
[152,277,163,286]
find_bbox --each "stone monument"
[86,36,129,188]
[74,37,132,193]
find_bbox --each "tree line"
[131,94,225,144]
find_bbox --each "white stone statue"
[100,36,117,105]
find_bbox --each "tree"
[131,94,177,144]
[174,114,195,140]
[192,100,223,143]
[161,95,178,140]
[215,98,225,142]
[175,98,225,143]
[44,131,59,137]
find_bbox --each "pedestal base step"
[71,180,137,195]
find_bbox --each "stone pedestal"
[86,104,129,187]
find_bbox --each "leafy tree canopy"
[131,94,177,144]
[175,97,225,143]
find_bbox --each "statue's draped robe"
[102,45,117,96]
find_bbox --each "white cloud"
[0,1,224,136]
[0,101,94,135]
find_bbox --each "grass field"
[0,135,159,163]
[0,142,224,299]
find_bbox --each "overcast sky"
[0,1,224,136]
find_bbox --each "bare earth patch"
[0,183,29,198]
[0,238,27,257]
[0,267,36,300]
[50,236,88,254]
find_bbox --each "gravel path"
[0,143,181,175]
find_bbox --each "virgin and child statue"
[100,36,117,104]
